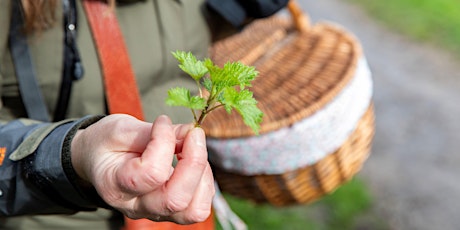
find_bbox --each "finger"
[170,163,215,224]
[129,128,209,217]
[84,114,153,154]
[164,127,208,211]
[112,117,152,153]
[117,115,176,194]
[144,164,214,224]
[133,127,208,217]
[133,168,214,224]
[141,115,177,183]
[172,123,193,153]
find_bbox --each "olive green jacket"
[0,0,288,228]
[1,0,210,123]
[0,0,210,229]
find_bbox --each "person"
[0,0,288,229]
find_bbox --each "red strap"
[83,0,144,120]
[82,1,214,229]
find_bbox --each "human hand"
[70,114,214,224]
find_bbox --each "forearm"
[0,115,105,216]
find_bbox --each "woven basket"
[202,1,375,206]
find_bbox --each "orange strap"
[82,1,214,229]
[82,0,144,120]
[122,215,215,230]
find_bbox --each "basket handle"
[287,0,310,33]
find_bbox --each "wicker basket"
[202,1,375,206]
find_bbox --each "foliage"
[166,51,263,134]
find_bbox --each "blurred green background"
[216,179,387,230]
[349,0,460,56]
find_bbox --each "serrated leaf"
[172,51,208,81]
[203,78,213,92]
[204,61,237,92]
[221,88,263,134]
[166,87,206,110]
[168,51,263,133]
[205,60,259,93]
[223,62,258,89]
[189,95,207,110]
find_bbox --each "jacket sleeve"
[0,115,107,217]
[206,0,289,29]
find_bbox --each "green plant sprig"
[166,51,263,134]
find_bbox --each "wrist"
[70,129,89,182]
[61,115,110,208]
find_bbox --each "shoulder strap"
[82,0,144,120]
[8,0,50,122]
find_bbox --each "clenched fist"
[70,114,215,224]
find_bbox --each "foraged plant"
[166,51,263,134]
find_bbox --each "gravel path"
[296,1,460,229]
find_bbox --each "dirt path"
[296,0,460,229]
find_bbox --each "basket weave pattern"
[205,17,361,138]
[203,2,374,206]
[210,107,374,206]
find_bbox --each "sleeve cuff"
[61,115,112,209]
[29,115,107,210]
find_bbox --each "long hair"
[21,0,58,33]
[21,0,116,33]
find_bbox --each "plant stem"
[207,104,224,113]
[196,80,203,98]
[196,111,207,126]
[191,108,198,124]
[194,86,225,126]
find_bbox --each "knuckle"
[164,197,189,213]
[109,115,131,129]
[184,209,211,223]
[106,117,133,142]
[187,157,208,170]
[145,167,170,186]
[151,133,175,146]
[210,184,216,197]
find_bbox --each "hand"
[70,114,215,224]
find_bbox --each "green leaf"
[221,88,263,134]
[205,61,259,93]
[204,60,231,92]
[172,51,208,81]
[203,78,213,92]
[224,62,258,89]
[165,87,206,110]
[167,51,264,133]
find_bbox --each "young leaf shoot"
[166,51,263,134]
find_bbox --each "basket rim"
[203,17,364,138]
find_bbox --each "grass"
[348,0,460,56]
[216,178,387,230]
